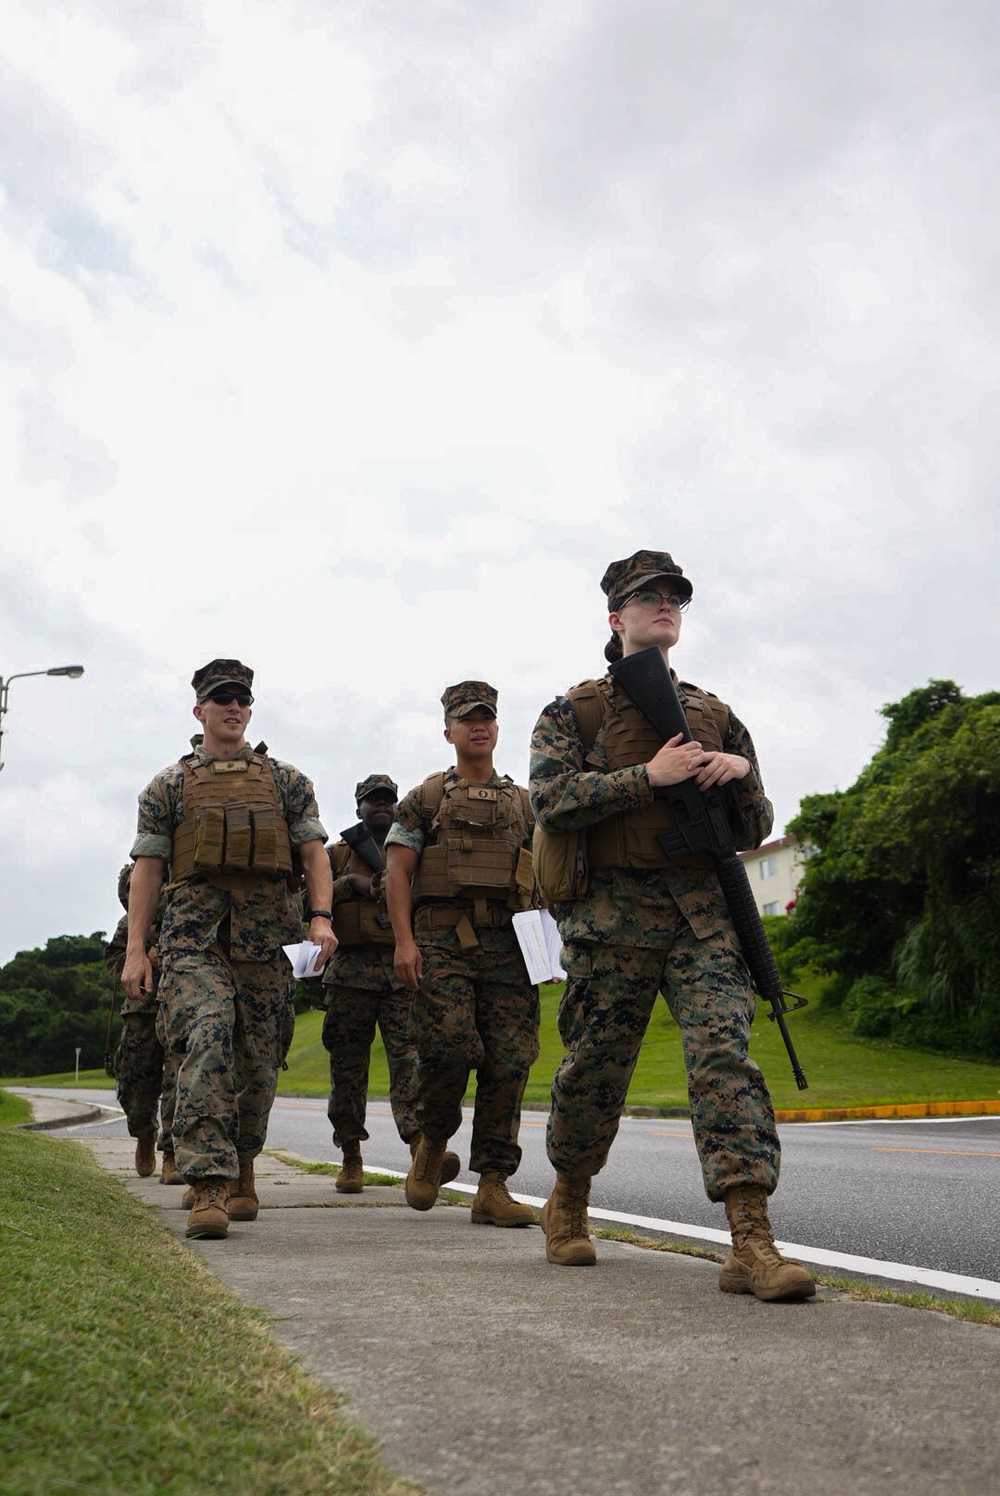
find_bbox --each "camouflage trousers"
[322,983,419,1146]
[159,950,295,1182]
[547,924,780,1202]
[409,928,540,1178]
[113,1007,177,1151]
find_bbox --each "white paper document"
[512,908,567,985]
[281,941,327,979]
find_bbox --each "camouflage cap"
[601,550,693,610]
[441,680,498,719]
[191,658,254,701]
[117,863,133,911]
[355,773,398,804]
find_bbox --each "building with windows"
[739,834,804,917]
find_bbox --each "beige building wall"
[739,835,805,917]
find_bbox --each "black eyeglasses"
[205,690,253,707]
[618,588,690,613]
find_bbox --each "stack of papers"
[281,941,327,979]
[512,909,567,985]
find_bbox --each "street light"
[0,664,85,772]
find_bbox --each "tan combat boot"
[539,1172,597,1266]
[405,1133,448,1210]
[720,1185,816,1302]
[134,1131,156,1178]
[409,1138,461,1187]
[160,1152,184,1186]
[185,1178,230,1239]
[471,1172,535,1227]
[227,1160,259,1221]
[336,1140,365,1194]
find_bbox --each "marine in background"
[104,862,181,1185]
[322,774,459,1192]
[385,681,540,1229]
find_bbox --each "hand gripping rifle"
[608,647,808,1089]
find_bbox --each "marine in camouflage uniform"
[385,681,539,1227]
[529,551,814,1300]
[104,863,181,1183]
[321,773,422,1191]
[122,659,336,1241]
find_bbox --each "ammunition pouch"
[171,753,295,890]
[410,774,534,912]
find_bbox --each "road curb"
[774,1098,1000,1123]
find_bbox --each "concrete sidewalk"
[21,1094,1000,1496]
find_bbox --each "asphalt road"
[32,1086,1000,1288]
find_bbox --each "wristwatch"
[308,909,333,921]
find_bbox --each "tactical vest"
[410,773,535,911]
[328,842,394,947]
[577,675,730,871]
[170,752,295,890]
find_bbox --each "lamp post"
[0,665,85,772]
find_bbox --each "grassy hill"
[277,978,1000,1112]
[10,975,1000,1111]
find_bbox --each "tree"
[0,933,112,1077]
[786,681,1000,1056]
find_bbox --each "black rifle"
[340,823,387,875]
[608,647,808,1089]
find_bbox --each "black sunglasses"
[205,690,253,707]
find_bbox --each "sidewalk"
[23,1094,1000,1496]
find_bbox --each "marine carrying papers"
[281,941,327,979]
[512,909,567,985]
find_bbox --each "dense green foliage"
[0,932,114,1077]
[780,680,1000,1058]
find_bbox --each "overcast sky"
[2,0,997,968]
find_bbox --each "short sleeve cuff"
[129,834,172,861]
[289,817,327,846]
[384,824,425,854]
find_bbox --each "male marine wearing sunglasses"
[122,658,336,1240]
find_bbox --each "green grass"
[274,975,1000,1113]
[8,974,1000,1113]
[0,1126,421,1496]
[0,1087,32,1126]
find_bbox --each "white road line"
[368,1168,1000,1303]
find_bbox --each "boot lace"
[416,1140,444,1181]
[734,1195,781,1258]
[559,1182,589,1241]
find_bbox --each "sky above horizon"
[2,0,997,969]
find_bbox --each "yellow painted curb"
[775,1099,1000,1124]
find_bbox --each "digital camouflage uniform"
[104,896,177,1153]
[530,677,780,1205]
[130,746,325,1183]
[322,778,419,1148]
[386,770,540,1178]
